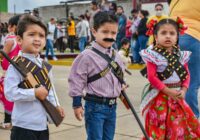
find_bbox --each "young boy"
[118,38,131,67]
[68,11,125,140]
[4,15,65,140]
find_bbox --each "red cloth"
[143,92,200,140]
[147,61,190,90]
[125,20,132,39]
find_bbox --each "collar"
[92,41,112,54]
[18,51,40,60]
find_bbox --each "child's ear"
[91,28,97,38]
[16,35,23,46]
[154,35,158,43]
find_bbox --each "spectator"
[118,38,131,67]
[84,10,90,21]
[116,6,127,50]
[45,18,57,61]
[169,0,200,119]
[129,9,141,63]
[135,10,149,64]
[89,1,100,41]
[100,0,109,11]
[76,15,88,52]
[108,2,117,15]
[147,3,168,45]
[67,15,76,53]
[55,21,66,53]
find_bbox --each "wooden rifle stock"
[25,72,63,127]
[0,50,63,127]
[119,93,130,109]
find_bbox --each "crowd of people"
[0,0,200,140]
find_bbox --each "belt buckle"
[109,99,115,105]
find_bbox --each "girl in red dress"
[0,15,21,129]
[140,18,200,139]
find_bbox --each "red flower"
[146,19,157,36]
[176,17,188,35]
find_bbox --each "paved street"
[0,66,199,140]
[0,66,147,140]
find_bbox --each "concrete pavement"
[0,66,199,140]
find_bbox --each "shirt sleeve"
[147,61,166,90]
[68,53,89,107]
[4,65,36,102]
[181,63,190,88]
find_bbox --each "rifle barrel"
[0,50,26,77]
[121,91,150,140]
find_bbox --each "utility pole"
[14,4,16,15]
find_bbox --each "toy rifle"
[0,50,63,127]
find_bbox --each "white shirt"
[47,22,56,40]
[4,51,59,131]
[76,20,88,38]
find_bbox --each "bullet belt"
[84,94,117,106]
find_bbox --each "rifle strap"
[87,47,124,84]
[13,56,52,91]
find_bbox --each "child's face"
[92,22,118,48]
[8,25,17,33]
[154,24,178,50]
[123,43,130,49]
[17,24,46,56]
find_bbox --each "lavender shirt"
[68,42,125,99]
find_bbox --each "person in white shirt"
[76,15,88,52]
[4,15,65,140]
[45,18,57,61]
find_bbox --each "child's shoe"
[44,57,48,61]
[53,57,58,61]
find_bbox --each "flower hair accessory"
[146,19,158,36]
[176,17,187,35]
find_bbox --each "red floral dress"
[140,47,200,140]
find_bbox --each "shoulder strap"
[13,56,52,91]
[87,48,115,83]
[88,47,124,84]
[153,47,188,81]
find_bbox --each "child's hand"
[168,89,180,100]
[74,107,84,121]
[122,84,129,91]
[57,106,65,118]
[176,90,186,99]
[164,88,180,100]
[35,86,48,100]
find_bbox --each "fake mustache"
[103,38,115,42]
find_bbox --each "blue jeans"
[78,37,87,52]
[133,35,148,63]
[45,39,55,58]
[84,101,117,140]
[179,34,200,118]
[130,38,136,62]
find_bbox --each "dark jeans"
[57,37,65,53]
[68,35,75,53]
[11,126,49,140]
[133,35,148,63]
[84,100,117,140]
